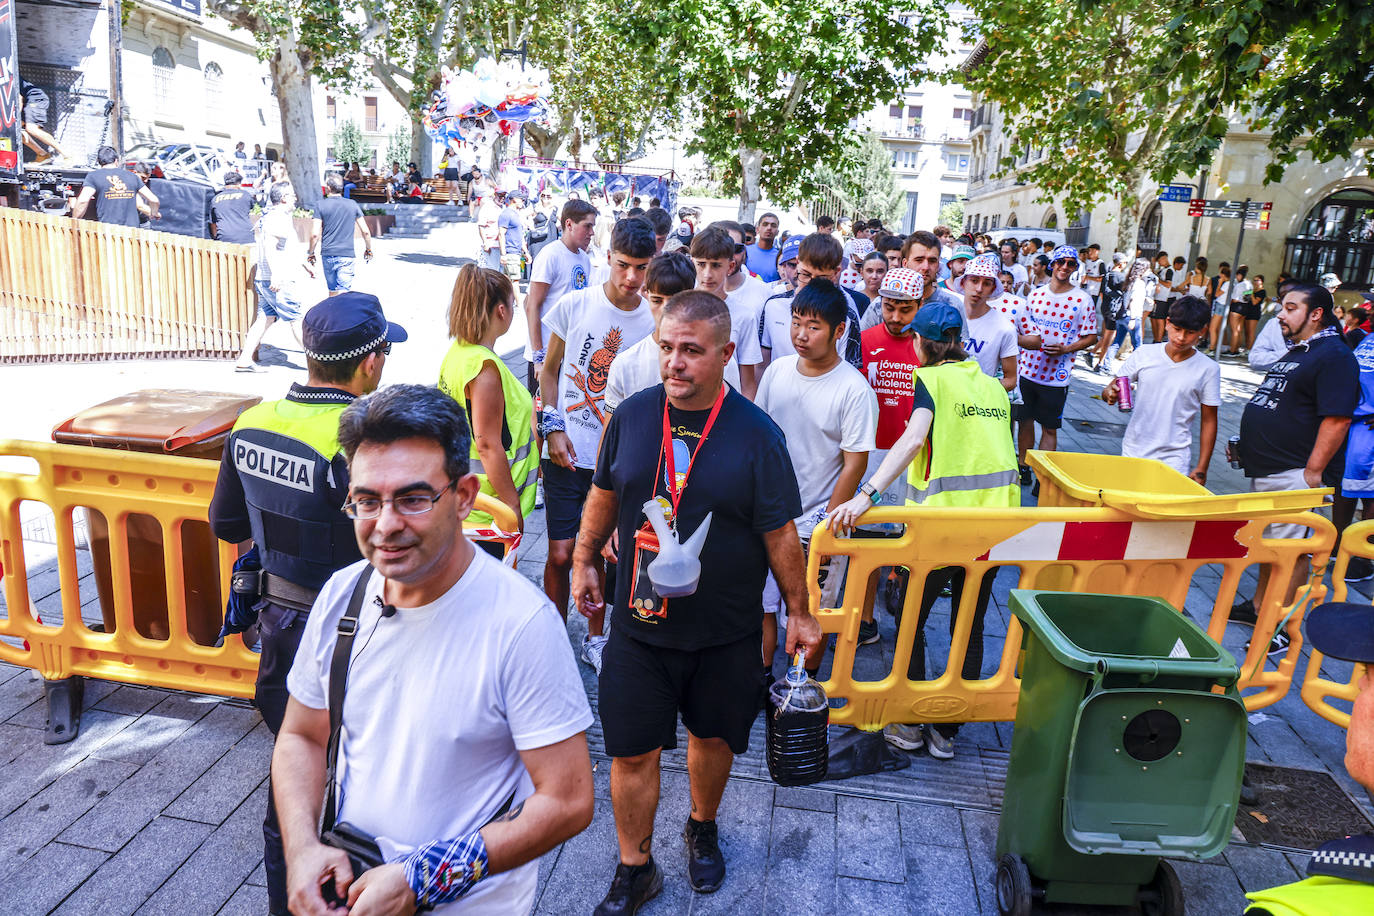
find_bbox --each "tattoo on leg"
[638,836,652,854]
[491,800,525,824]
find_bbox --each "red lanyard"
[657,385,726,518]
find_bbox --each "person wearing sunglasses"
[210,292,407,916]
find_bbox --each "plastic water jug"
[642,499,712,598]
[766,653,830,786]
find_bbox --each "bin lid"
[52,389,262,453]
[1063,688,1246,859]
[1027,450,1328,520]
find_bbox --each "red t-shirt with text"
[861,324,921,449]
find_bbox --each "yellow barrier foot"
[825,728,910,781]
[43,677,85,745]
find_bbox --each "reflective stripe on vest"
[469,439,535,475]
[905,468,1020,504]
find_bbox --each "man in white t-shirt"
[959,253,1019,392]
[692,225,768,398]
[756,278,877,666]
[1018,245,1100,480]
[1079,243,1105,307]
[539,219,658,672]
[524,199,598,382]
[1103,295,1220,482]
[605,253,741,411]
[758,232,865,370]
[274,385,593,916]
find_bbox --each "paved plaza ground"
[1,228,1371,914]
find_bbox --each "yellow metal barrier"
[1300,518,1374,728]
[806,505,1333,730]
[0,440,519,705]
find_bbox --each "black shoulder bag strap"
[322,564,374,834]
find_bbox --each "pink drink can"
[1116,377,1133,411]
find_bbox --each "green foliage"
[384,125,411,168]
[809,133,905,225]
[332,119,370,165]
[938,197,965,231]
[615,0,945,208]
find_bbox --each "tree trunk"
[269,36,322,207]
[524,124,565,161]
[737,146,763,223]
[1115,181,1143,258]
[410,114,433,176]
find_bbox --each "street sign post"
[1187,199,1271,220]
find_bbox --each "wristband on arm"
[403,830,490,908]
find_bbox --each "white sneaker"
[883,723,924,751]
[581,634,608,674]
[534,480,545,508]
[924,726,956,760]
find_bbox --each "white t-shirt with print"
[964,308,1019,386]
[546,286,656,469]
[1080,257,1105,296]
[286,553,593,916]
[725,275,771,367]
[527,241,592,358]
[604,334,742,411]
[1117,343,1221,474]
[1019,284,1099,387]
[756,355,878,536]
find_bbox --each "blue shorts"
[1343,420,1374,498]
[254,279,302,321]
[322,255,355,292]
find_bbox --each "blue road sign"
[1158,184,1194,203]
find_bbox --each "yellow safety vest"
[905,360,1020,508]
[438,339,538,527]
[1245,876,1374,915]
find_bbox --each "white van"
[986,227,1067,250]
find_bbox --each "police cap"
[302,292,408,361]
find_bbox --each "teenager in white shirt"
[1103,295,1220,483]
[959,254,1019,391]
[756,278,877,671]
[693,225,766,398]
[525,199,598,382]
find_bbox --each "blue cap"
[1049,244,1080,264]
[1306,602,1374,663]
[778,236,802,265]
[903,303,963,341]
[302,292,408,361]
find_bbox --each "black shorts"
[599,628,762,757]
[22,88,49,127]
[443,167,460,181]
[1019,378,1069,429]
[1229,300,1262,321]
[1150,299,1171,320]
[541,459,594,541]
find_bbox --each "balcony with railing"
[881,122,926,141]
[971,104,992,133]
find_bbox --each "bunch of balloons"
[422,58,552,147]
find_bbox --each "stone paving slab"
[0,236,1369,913]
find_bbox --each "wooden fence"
[0,208,253,363]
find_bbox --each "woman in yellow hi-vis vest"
[438,264,539,553]
[831,302,1020,760]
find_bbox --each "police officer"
[209,291,406,916]
[830,302,1020,761]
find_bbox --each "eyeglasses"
[378,342,392,356]
[342,479,456,519]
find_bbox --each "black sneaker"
[1243,629,1291,663]
[682,817,725,893]
[593,859,664,916]
[1344,556,1374,582]
[858,619,880,646]
[1018,465,1033,486]
[1229,599,1259,626]
[883,572,908,617]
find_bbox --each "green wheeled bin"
[995,590,1247,915]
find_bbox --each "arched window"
[1286,187,1374,287]
[1137,201,1163,257]
[204,62,224,123]
[1044,209,1058,229]
[152,47,176,112]
[1007,212,1018,228]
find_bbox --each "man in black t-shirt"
[72,146,159,226]
[210,172,256,245]
[572,290,822,913]
[307,175,372,296]
[1231,283,1358,627]
[20,80,69,162]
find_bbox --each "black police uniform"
[209,382,361,914]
